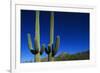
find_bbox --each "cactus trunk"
[48,53,54,61]
[50,12,54,45]
[48,12,54,61]
[34,54,40,62]
[35,11,40,62]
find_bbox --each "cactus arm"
[27,33,33,50]
[55,36,60,51]
[52,36,60,57]
[45,48,49,54]
[34,37,39,51]
[45,44,51,54]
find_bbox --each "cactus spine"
[27,11,44,62]
[45,12,60,61]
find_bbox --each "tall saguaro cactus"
[45,12,60,61]
[34,11,40,62]
[27,11,44,62]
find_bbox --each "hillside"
[41,50,89,62]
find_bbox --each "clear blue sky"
[21,10,89,63]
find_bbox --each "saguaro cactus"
[45,12,60,61]
[27,11,44,62]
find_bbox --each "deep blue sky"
[21,10,89,63]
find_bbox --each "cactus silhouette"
[27,11,45,62]
[45,12,60,61]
